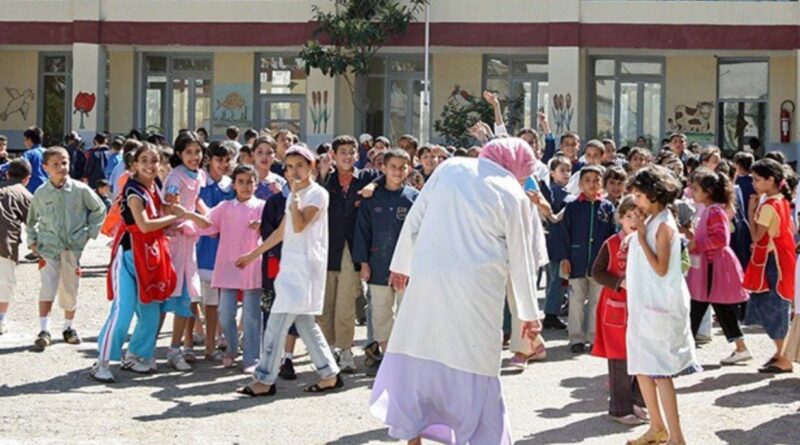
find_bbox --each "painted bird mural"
[0,87,35,121]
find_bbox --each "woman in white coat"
[369,137,544,445]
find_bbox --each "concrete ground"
[1,237,799,445]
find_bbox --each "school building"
[0,0,799,159]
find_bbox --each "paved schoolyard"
[0,237,799,444]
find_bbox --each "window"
[39,54,72,147]
[257,55,307,138]
[590,58,664,149]
[483,56,549,133]
[140,54,212,141]
[359,56,426,142]
[717,59,768,153]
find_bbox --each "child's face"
[579,172,602,197]
[381,157,410,188]
[666,160,684,178]
[629,154,647,173]
[602,143,616,162]
[584,147,603,166]
[253,143,275,173]
[374,141,389,152]
[561,137,579,160]
[605,178,625,200]
[180,142,203,171]
[619,209,640,234]
[233,172,256,201]
[97,185,110,197]
[702,154,720,172]
[632,188,656,214]
[551,164,571,186]
[690,182,710,205]
[134,149,161,183]
[44,153,69,185]
[752,172,776,195]
[335,144,358,171]
[208,155,232,180]
[284,155,312,183]
[238,152,253,166]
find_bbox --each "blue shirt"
[22,145,47,193]
[104,152,123,180]
[562,195,616,278]
[196,175,235,273]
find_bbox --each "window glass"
[720,102,766,152]
[486,57,509,77]
[364,76,385,136]
[620,62,661,76]
[172,57,212,72]
[44,56,68,74]
[389,60,423,73]
[259,56,307,95]
[595,59,615,76]
[145,75,167,134]
[145,56,167,73]
[595,79,615,140]
[512,59,547,75]
[42,74,66,146]
[719,61,768,101]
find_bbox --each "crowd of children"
[1,85,800,444]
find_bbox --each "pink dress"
[687,204,748,304]
[164,165,206,299]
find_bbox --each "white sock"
[39,317,49,332]
[63,319,73,331]
[282,352,293,361]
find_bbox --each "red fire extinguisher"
[780,100,794,143]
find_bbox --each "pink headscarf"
[479,137,535,180]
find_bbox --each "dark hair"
[733,152,754,172]
[398,134,419,150]
[579,164,605,180]
[417,145,432,158]
[226,126,240,140]
[584,139,604,155]
[383,148,411,165]
[603,165,627,184]
[616,194,638,220]
[316,143,332,155]
[560,132,580,146]
[96,179,111,189]
[6,158,31,181]
[332,135,357,153]
[252,135,276,152]
[132,142,160,164]
[146,133,167,146]
[698,146,721,164]
[23,126,43,145]
[42,146,69,164]
[195,127,208,140]
[764,151,787,165]
[94,132,108,145]
[752,158,793,201]
[516,128,539,144]
[374,136,391,147]
[170,131,203,168]
[110,135,125,151]
[127,129,142,141]
[717,158,734,181]
[627,147,650,162]
[207,140,232,160]
[238,144,253,159]
[602,139,616,151]
[549,155,571,172]
[628,165,682,206]
[690,167,734,208]
[453,148,469,157]
[0,134,7,143]
[231,163,257,183]
[122,139,143,155]
[244,128,258,141]
[669,132,686,142]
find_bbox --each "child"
[540,155,571,330]
[626,147,649,176]
[237,144,253,166]
[95,179,113,210]
[0,159,33,334]
[352,149,419,376]
[93,143,197,382]
[744,158,796,374]
[686,168,751,365]
[196,141,235,360]
[318,135,380,372]
[252,136,287,200]
[559,132,582,173]
[591,195,647,425]
[161,132,210,371]
[562,165,616,353]
[566,140,604,195]
[603,166,628,207]
[199,164,265,370]
[26,147,106,350]
[236,145,342,396]
[626,165,700,445]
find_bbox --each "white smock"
[272,182,329,315]
[388,157,542,377]
[626,209,699,376]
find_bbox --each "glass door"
[387,75,423,143]
[616,81,661,148]
[261,97,305,136]
[511,79,549,131]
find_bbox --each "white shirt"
[272,182,329,315]
[388,157,543,376]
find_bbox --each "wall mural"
[551,93,573,134]
[0,87,35,122]
[310,90,330,134]
[73,92,96,130]
[668,101,714,134]
[212,83,253,134]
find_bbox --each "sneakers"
[339,349,357,373]
[90,362,116,383]
[62,328,82,345]
[720,349,753,365]
[34,330,52,351]
[543,315,567,330]
[122,354,155,374]
[279,358,297,380]
[167,349,192,371]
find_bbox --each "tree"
[299,0,429,132]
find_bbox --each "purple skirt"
[369,352,511,445]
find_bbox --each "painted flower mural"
[73,92,96,130]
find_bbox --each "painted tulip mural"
[73,92,96,130]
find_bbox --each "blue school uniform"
[562,194,616,279]
[196,175,235,275]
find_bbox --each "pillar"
[70,43,106,141]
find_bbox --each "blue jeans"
[97,250,160,361]
[253,312,339,385]
[749,256,791,340]
[219,288,261,366]
[544,261,565,316]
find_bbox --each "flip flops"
[758,364,793,374]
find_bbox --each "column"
[71,43,106,140]
[547,0,581,136]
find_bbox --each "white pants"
[39,251,82,312]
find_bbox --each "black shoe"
[63,327,82,345]
[366,358,382,377]
[34,330,52,351]
[569,343,586,354]
[543,315,567,330]
[363,341,382,368]
[24,252,39,261]
[278,358,297,380]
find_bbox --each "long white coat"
[387,157,543,377]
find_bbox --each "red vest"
[743,197,796,302]
[592,233,629,360]
[106,182,177,304]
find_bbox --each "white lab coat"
[387,157,543,377]
[626,210,699,376]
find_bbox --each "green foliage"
[434,94,494,148]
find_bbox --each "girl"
[744,158,795,374]
[416,145,447,183]
[686,168,751,365]
[199,165,265,370]
[626,147,649,176]
[591,196,648,425]
[252,136,287,201]
[626,166,700,445]
[92,143,205,383]
[162,132,210,371]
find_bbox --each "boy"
[559,132,582,173]
[352,149,419,376]
[566,140,604,195]
[26,147,106,350]
[538,156,571,330]
[561,165,616,353]
[733,151,756,216]
[0,159,33,334]
[21,126,48,194]
[237,144,254,166]
[318,135,380,372]
[252,136,287,200]
[103,135,125,181]
[0,134,8,166]
[603,166,628,207]
[81,132,110,189]
[226,125,243,154]
[95,179,113,210]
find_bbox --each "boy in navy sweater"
[561,165,616,353]
[353,148,418,376]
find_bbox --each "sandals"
[758,364,793,374]
[236,383,276,397]
[304,374,344,393]
[626,429,668,445]
[205,349,224,362]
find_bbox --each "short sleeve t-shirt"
[120,179,153,250]
[282,182,329,260]
[755,194,783,252]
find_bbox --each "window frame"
[716,57,770,152]
[253,53,308,140]
[37,52,73,146]
[481,54,549,133]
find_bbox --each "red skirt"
[591,288,628,360]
